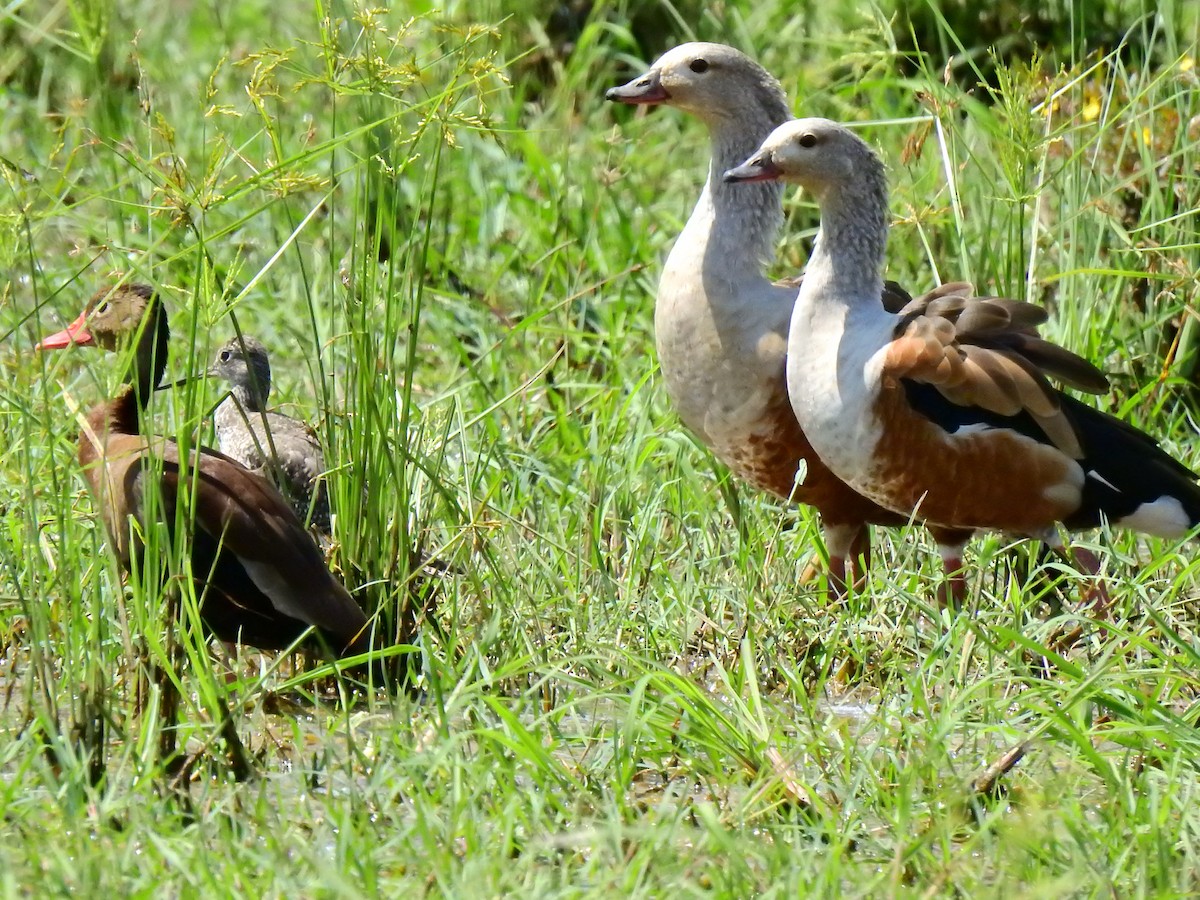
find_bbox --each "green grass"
[2,0,1200,894]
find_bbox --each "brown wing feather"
[153,443,367,640]
[989,333,1111,394]
[82,411,368,646]
[883,287,1107,459]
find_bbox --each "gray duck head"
[210,335,273,410]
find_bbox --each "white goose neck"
[803,167,890,309]
[680,103,790,284]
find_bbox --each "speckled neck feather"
[804,147,890,304]
[695,85,791,279]
[228,351,272,413]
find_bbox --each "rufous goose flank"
[608,42,982,598]
[37,284,372,657]
[724,118,1200,597]
[209,336,331,535]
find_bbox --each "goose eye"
[689,58,709,74]
[799,133,818,149]
[219,350,232,362]
[94,301,109,314]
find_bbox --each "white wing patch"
[1116,496,1191,538]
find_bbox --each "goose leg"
[935,539,969,610]
[1040,537,1110,655]
[1063,545,1110,616]
[1038,532,1110,615]
[927,527,973,610]
[845,525,872,588]
[823,522,870,600]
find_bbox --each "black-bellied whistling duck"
[37,284,372,657]
[724,118,1200,606]
[208,336,331,535]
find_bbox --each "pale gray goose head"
[608,43,792,284]
[724,117,886,203]
[606,42,790,126]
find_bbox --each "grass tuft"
[1,0,1199,893]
